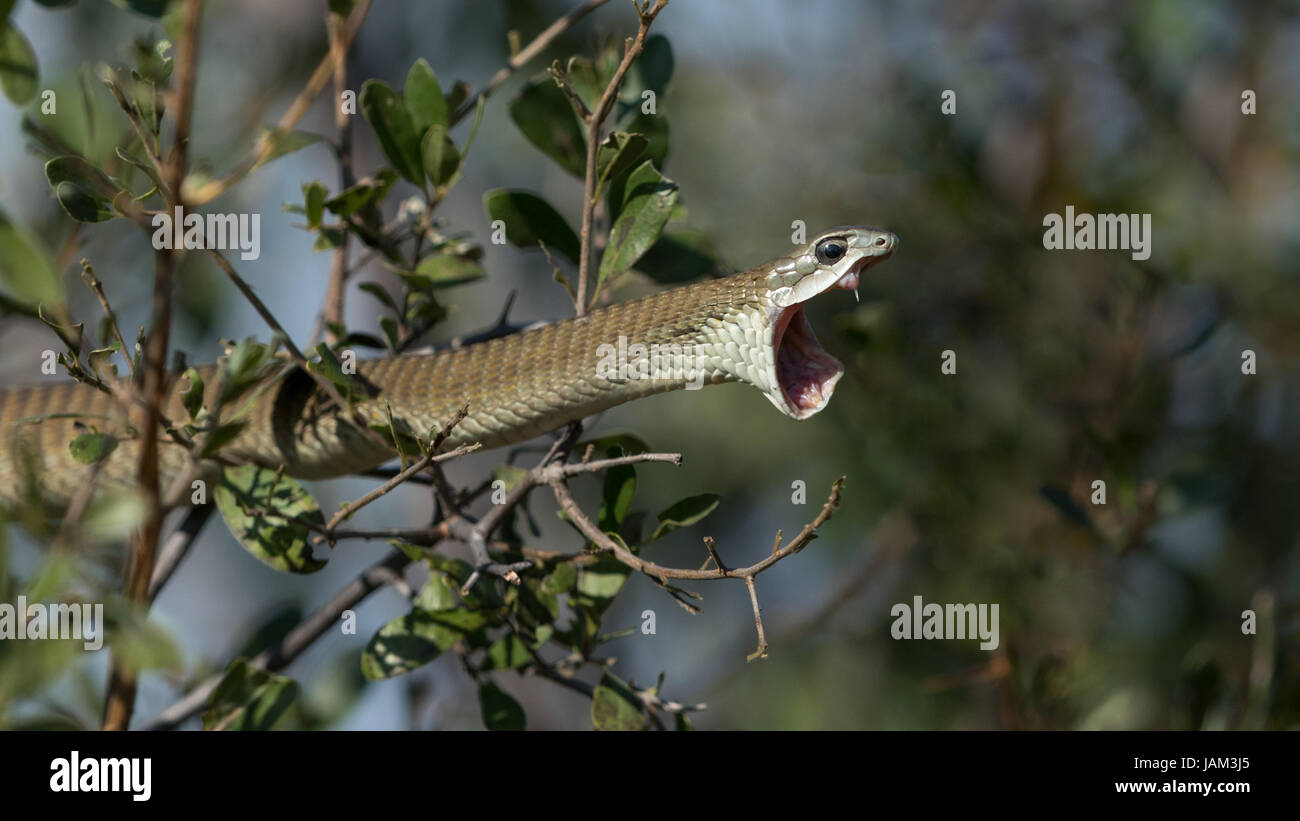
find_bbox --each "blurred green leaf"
[596,131,648,188]
[203,658,299,731]
[483,188,580,263]
[599,464,636,533]
[360,78,424,184]
[592,673,647,731]
[0,23,37,104]
[406,253,484,289]
[479,681,525,730]
[253,127,325,169]
[302,180,327,229]
[361,608,491,680]
[509,75,586,178]
[621,34,673,103]
[648,493,720,542]
[403,58,447,137]
[68,431,117,464]
[0,210,64,311]
[420,125,460,189]
[634,228,718,284]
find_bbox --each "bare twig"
[574,0,669,314]
[450,0,615,126]
[549,476,845,658]
[318,4,359,345]
[141,549,414,730]
[79,260,134,379]
[186,0,374,205]
[147,504,216,600]
[103,0,202,733]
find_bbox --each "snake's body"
[0,227,896,509]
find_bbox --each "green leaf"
[595,131,648,188]
[0,23,37,104]
[359,281,398,313]
[302,181,327,229]
[565,55,611,113]
[202,658,299,731]
[45,156,119,199]
[482,189,580,264]
[597,160,678,289]
[68,432,117,464]
[479,681,525,730]
[361,608,491,680]
[214,464,327,574]
[323,181,377,219]
[403,58,447,137]
[592,673,647,731]
[217,336,279,403]
[197,421,247,459]
[509,75,586,177]
[414,569,460,612]
[0,210,64,310]
[599,464,636,532]
[305,342,371,400]
[575,554,631,603]
[360,78,424,184]
[53,182,115,222]
[444,79,472,114]
[484,633,531,671]
[634,228,718,284]
[540,561,577,595]
[420,124,460,188]
[253,127,326,169]
[648,493,720,542]
[406,254,484,289]
[622,34,674,102]
[46,156,121,222]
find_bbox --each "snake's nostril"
[875,237,888,247]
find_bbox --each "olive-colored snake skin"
[0,227,896,509]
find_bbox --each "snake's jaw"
[767,300,845,419]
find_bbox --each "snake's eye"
[815,238,847,265]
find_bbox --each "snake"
[0,226,897,509]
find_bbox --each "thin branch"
[147,504,215,600]
[141,549,414,730]
[549,476,845,658]
[574,0,669,314]
[317,4,359,345]
[186,0,374,206]
[103,0,202,733]
[80,260,134,379]
[450,0,615,126]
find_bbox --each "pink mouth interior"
[773,304,845,418]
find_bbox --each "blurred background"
[1,0,1298,729]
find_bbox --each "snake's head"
[760,226,898,419]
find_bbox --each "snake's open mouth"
[773,303,844,419]
[769,260,874,418]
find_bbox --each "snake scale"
[0,227,896,509]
